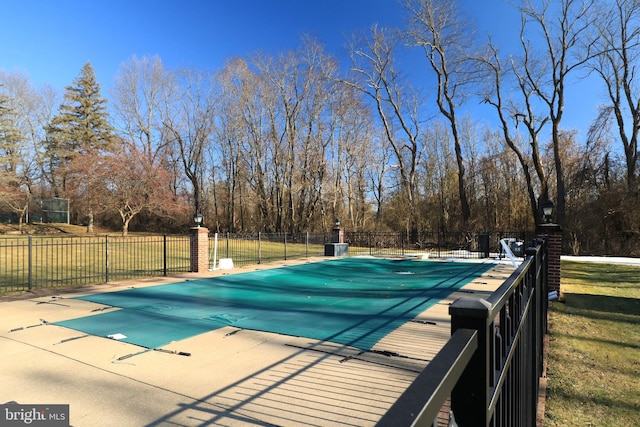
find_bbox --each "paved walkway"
[0,258,514,426]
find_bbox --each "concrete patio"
[0,258,514,426]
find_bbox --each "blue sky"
[0,0,599,137]
[1,0,411,87]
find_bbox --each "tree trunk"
[553,125,566,225]
[86,210,94,233]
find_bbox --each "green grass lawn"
[545,261,640,426]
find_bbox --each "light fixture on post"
[334,218,340,228]
[193,212,203,228]
[541,200,554,224]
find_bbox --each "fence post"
[163,234,167,277]
[258,232,262,264]
[105,234,109,283]
[306,232,309,257]
[449,297,492,426]
[284,232,287,260]
[28,235,33,291]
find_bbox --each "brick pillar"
[537,223,562,294]
[190,227,209,273]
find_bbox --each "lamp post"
[541,200,554,224]
[193,212,203,228]
[190,212,208,273]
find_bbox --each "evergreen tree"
[45,62,113,195]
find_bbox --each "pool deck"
[0,257,515,426]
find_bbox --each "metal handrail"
[377,329,478,427]
[377,240,548,426]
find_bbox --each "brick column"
[537,223,562,294]
[190,227,209,273]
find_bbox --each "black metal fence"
[0,235,191,293]
[346,230,535,259]
[1,230,536,294]
[210,232,328,267]
[0,232,330,293]
[377,238,548,426]
[210,230,535,266]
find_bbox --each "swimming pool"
[54,257,493,351]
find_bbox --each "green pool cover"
[54,258,492,351]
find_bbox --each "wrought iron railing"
[377,239,548,426]
[1,230,536,294]
[210,232,328,267]
[345,230,535,260]
[0,235,191,292]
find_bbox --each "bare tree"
[0,71,57,192]
[421,122,456,232]
[346,25,427,237]
[209,58,250,232]
[326,81,378,230]
[477,40,549,223]
[591,0,640,193]
[517,0,597,224]
[0,72,55,228]
[0,82,29,226]
[252,38,335,232]
[289,39,334,232]
[403,0,478,224]
[109,56,183,231]
[367,135,394,228]
[215,58,273,231]
[162,69,217,217]
[111,55,172,165]
[479,130,533,230]
[477,0,597,225]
